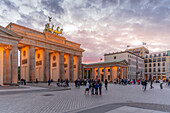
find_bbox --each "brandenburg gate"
[0,22,84,85]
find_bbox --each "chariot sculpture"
[44,16,63,35]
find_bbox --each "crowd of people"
[74,79,108,95]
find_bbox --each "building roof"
[0,25,22,40]
[125,46,149,52]
[104,51,144,59]
[83,60,129,67]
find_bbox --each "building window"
[153,58,156,62]
[102,69,104,72]
[144,59,147,63]
[162,57,166,62]
[163,53,166,56]
[154,54,156,57]
[149,68,151,72]
[145,69,147,72]
[153,63,156,67]
[150,55,152,58]
[159,53,161,57]
[96,70,98,72]
[108,69,110,72]
[158,68,160,72]
[163,68,165,72]
[108,75,110,80]
[153,68,156,72]
[145,64,147,67]
[149,59,152,63]
[163,62,165,66]
[157,58,161,62]
[146,55,148,58]
[149,64,151,67]
[158,63,160,66]
[114,56,116,59]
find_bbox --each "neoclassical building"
[0,23,84,85]
[83,60,128,82]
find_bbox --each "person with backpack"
[95,81,99,95]
[99,81,102,95]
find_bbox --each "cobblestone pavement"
[0,83,169,113]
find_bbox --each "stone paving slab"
[0,83,169,113]
[105,106,169,113]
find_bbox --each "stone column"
[82,67,84,79]
[86,68,88,79]
[117,67,119,79]
[104,67,106,80]
[120,67,122,79]
[5,49,11,83]
[92,68,94,79]
[98,67,99,80]
[110,66,112,82]
[78,56,82,79]
[30,46,35,82]
[126,67,128,79]
[69,54,74,81]
[44,49,50,81]
[11,45,18,84]
[60,52,64,80]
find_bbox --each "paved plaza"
[0,83,170,113]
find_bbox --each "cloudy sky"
[1,0,170,63]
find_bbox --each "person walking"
[144,80,147,91]
[159,79,163,89]
[85,81,90,95]
[95,81,99,95]
[141,79,145,91]
[105,79,108,90]
[168,77,170,86]
[150,79,154,89]
[48,79,51,86]
[99,81,102,95]
[75,79,78,88]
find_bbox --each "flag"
[100,58,103,61]
[143,42,146,45]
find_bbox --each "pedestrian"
[137,79,139,85]
[91,81,95,95]
[85,81,89,95]
[99,81,102,95]
[159,79,163,89]
[66,79,69,87]
[105,79,108,90]
[144,80,147,91]
[150,79,154,89]
[36,78,38,84]
[168,77,170,86]
[75,79,78,87]
[95,81,99,95]
[24,79,26,85]
[48,79,51,86]
[51,79,53,86]
[141,79,145,91]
